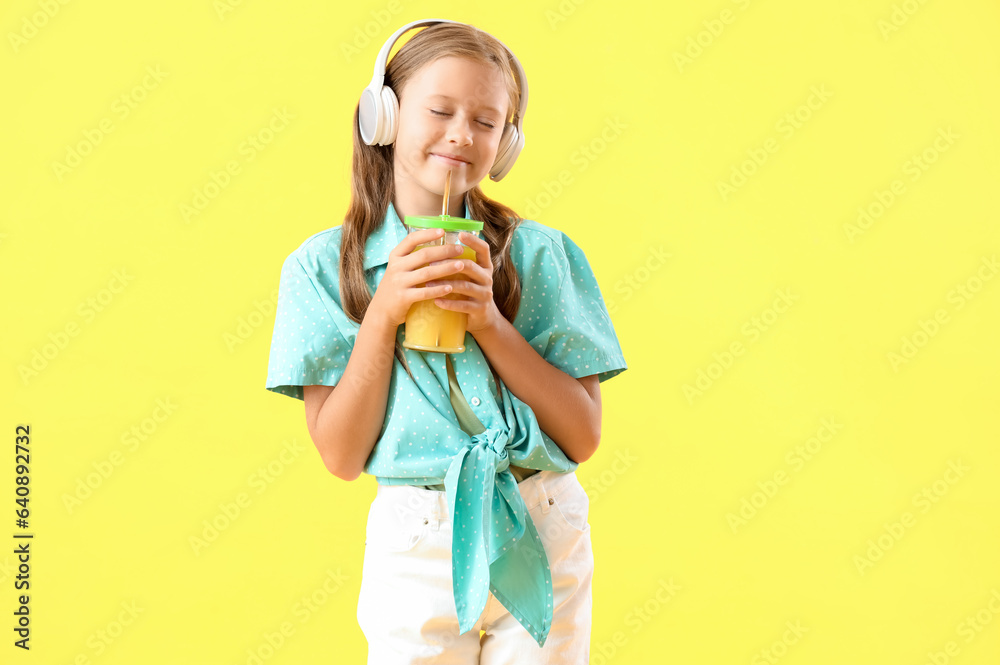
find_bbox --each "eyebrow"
[427,94,503,116]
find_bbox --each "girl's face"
[392,56,510,217]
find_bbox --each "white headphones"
[358,18,528,182]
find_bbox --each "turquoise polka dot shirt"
[265,200,627,647]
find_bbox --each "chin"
[424,167,478,193]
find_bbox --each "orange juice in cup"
[402,214,484,354]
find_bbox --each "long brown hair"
[340,22,525,381]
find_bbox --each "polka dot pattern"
[264,202,627,646]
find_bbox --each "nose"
[445,115,474,146]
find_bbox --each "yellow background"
[3,0,999,663]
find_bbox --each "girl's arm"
[472,317,602,464]
[431,231,603,463]
[304,228,462,481]
[303,309,399,481]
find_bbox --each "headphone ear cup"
[359,86,381,145]
[490,122,519,180]
[378,86,399,145]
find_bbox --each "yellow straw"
[442,168,452,217]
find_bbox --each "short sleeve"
[265,249,353,401]
[523,232,627,383]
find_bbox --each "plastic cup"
[402,214,485,354]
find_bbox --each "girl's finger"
[450,260,491,288]
[402,261,463,292]
[397,243,464,273]
[435,297,461,310]
[417,284,455,304]
[431,278,486,302]
[460,232,492,269]
[389,228,445,259]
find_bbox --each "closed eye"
[430,109,496,129]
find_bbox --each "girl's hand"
[424,232,501,334]
[369,228,473,328]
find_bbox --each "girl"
[266,19,627,664]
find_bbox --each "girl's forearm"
[311,309,398,480]
[471,316,599,463]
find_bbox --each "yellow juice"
[403,245,477,353]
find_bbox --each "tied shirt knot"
[442,424,554,645]
[472,426,510,474]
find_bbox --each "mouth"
[430,153,471,167]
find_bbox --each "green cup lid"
[404,215,484,232]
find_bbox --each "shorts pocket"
[364,492,432,554]
[547,479,590,535]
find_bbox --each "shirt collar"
[362,197,473,271]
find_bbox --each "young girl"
[266,19,627,663]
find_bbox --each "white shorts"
[357,469,594,664]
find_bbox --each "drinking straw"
[442,168,452,217]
